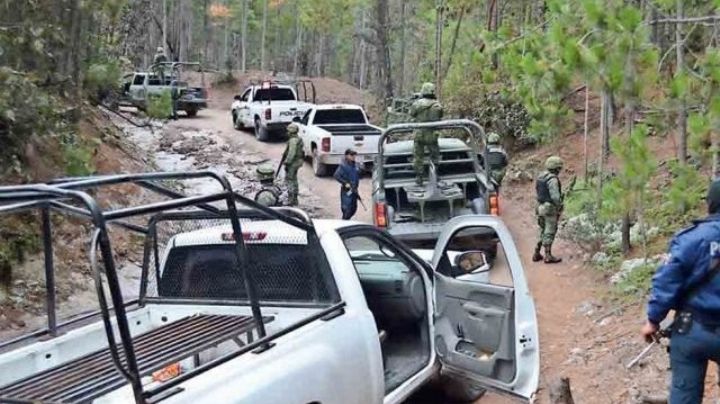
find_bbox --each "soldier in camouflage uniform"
[486,132,508,188]
[533,156,564,264]
[282,123,304,206]
[409,82,444,186]
[254,165,280,207]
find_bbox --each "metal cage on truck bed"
[0,171,344,404]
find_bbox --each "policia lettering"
[533,156,564,264]
[409,82,444,186]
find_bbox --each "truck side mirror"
[292,116,301,123]
[234,95,242,101]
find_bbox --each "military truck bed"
[0,314,269,403]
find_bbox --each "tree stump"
[549,377,575,404]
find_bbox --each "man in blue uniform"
[642,180,720,403]
[334,149,361,220]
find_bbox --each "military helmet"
[256,165,275,183]
[287,123,299,135]
[487,133,500,145]
[254,189,279,207]
[157,46,164,53]
[420,82,435,96]
[545,155,564,171]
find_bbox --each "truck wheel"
[186,108,198,117]
[233,112,244,130]
[439,376,486,403]
[255,119,270,142]
[312,149,328,177]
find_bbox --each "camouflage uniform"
[534,156,564,264]
[153,47,168,82]
[486,133,508,187]
[254,165,280,207]
[410,82,443,185]
[283,124,304,206]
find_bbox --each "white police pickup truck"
[0,181,537,404]
[231,81,314,141]
[296,104,383,176]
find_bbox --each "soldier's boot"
[543,245,562,264]
[532,243,543,262]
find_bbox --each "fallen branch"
[562,85,588,102]
[98,105,154,130]
[648,15,720,25]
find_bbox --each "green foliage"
[85,61,122,104]
[613,263,656,297]
[146,90,173,120]
[665,161,707,215]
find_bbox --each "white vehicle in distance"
[295,104,383,176]
[231,80,315,141]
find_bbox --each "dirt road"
[166,108,372,223]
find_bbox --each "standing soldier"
[409,82,443,186]
[281,123,304,206]
[486,132,509,188]
[153,46,168,82]
[334,149,361,220]
[533,156,564,264]
[642,179,720,404]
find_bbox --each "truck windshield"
[313,109,367,124]
[158,244,337,304]
[254,88,296,101]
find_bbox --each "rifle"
[275,149,288,179]
[357,193,368,211]
[626,256,720,369]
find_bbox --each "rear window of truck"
[312,109,367,125]
[158,244,338,304]
[254,88,296,101]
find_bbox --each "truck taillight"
[321,138,331,152]
[375,203,388,228]
[152,363,181,382]
[490,193,500,215]
[264,108,272,120]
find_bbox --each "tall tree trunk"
[583,85,590,183]
[203,0,209,64]
[241,0,248,72]
[260,0,268,71]
[434,0,444,97]
[359,10,368,89]
[442,5,466,81]
[162,0,167,57]
[676,0,687,164]
[375,0,393,103]
[598,88,611,211]
[293,2,301,79]
[398,0,407,96]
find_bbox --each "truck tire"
[186,108,198,117]
[439,376,486,403]
[233,112,244,130]
[255,118,270,142]
[312,149,329,177]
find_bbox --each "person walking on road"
[486,132,509,188]
[409,82,444,186]
[282,123,304,206]
[642,179,720,404]
[533,156,564,264]
[334,149,361,220]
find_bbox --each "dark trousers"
[341,190,358,220]
[669,319,720,403]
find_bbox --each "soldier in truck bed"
[409,82,444,186]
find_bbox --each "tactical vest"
[536,172,560,204]
[286,137,304,165]
[487,147,508,169]
[412,98,443,122]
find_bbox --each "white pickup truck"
[0,173,538,404]
[231,82,314,141]
[296,104,383,176]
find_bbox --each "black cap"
[345,148,357,156]
[708,179,720,214]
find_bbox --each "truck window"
[300,109,311,125]
[133,75,145,85]
[253,88,296,102]
[241,89,251,101]
[158,244,339,303]
[312,109,367,125]
[148,75,162,86]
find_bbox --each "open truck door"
[431,215,539,401]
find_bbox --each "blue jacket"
[647,215,720,325]
[333,160,360,192]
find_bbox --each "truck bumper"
[177,100,208,110]
[264,122,291,133]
